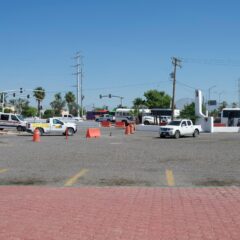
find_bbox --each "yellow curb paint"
[166,169,175,187]
[0,168,8,173]
[64,169,89,187]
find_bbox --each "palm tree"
[33,87,45,117]
[65,91,76,114]
[9,98,29,114]
[50,93,66,116]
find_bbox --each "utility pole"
[170,57,181,120]
[238,78,240,107]
[74,52,84,117]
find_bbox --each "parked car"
[159,119,201,138]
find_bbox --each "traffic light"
[13,93,16,97]
[27,94,30,99]
[99,94,102,99]
[20,88,23,93]
[109,94,112,98]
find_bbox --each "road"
[0,125,239,188]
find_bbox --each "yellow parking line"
[165,169,175,186]
[64,169,89,187]
[0,168,8,173]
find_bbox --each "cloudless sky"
[1,0,240,110]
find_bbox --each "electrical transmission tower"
[74,52,84,117]
[170,57,182,120]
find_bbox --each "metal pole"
[171,57,181,120]
[77,54,80,117]
[80,66,83,117]
[2,93,5,113]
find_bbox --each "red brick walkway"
[1,187,240,240]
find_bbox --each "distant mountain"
[176,98,194,110]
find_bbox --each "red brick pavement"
[0,187,240,240]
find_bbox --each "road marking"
[64,169,89,187]
[0,168,8,173]
[165,169,175,186]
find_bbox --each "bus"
[86,110,109,120]
[115,108,151,124]
[150,108,180,118]
[221,108,240,127]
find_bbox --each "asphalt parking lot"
[0,125,240,188]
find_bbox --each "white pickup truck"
[60,114,83,123]
[26,118,77,136]
[159,119,201,138]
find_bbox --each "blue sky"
[1,0,240,110]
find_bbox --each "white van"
[0,112,27,131]
[115,108,135,125]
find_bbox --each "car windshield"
[168,121,181,126]
[17,115,24,121]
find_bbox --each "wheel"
[160,134,165,138]
[193,129,199,137]
[144,121,150,125]
[0,128,4,131]
[122,120,128,126]
[174,130,180,139]
[66,127,74,136]
[17,126,23,131]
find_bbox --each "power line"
[180,57,240,67]
[84,81,170,91]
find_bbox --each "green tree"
[33,87,45,117]
[180,102,198,123]
[65,91,76,114]
[218,101,228,112]
[21,106,38,117]
[133,97,146,108]
[50,93,66,116]
[43,109,55,118]
[232,102,238,108]
[143,90,171,108]
[9,98,29,114]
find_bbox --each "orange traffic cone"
[130,124,134,134]
[33,128,40,142]
[125,125,130,135]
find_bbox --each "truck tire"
[174,130,180,139]
[160,133,165,138]
[193,129,199,137]
[66,127,74,136]
[144,121,150,125]
[17,126,23,131]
